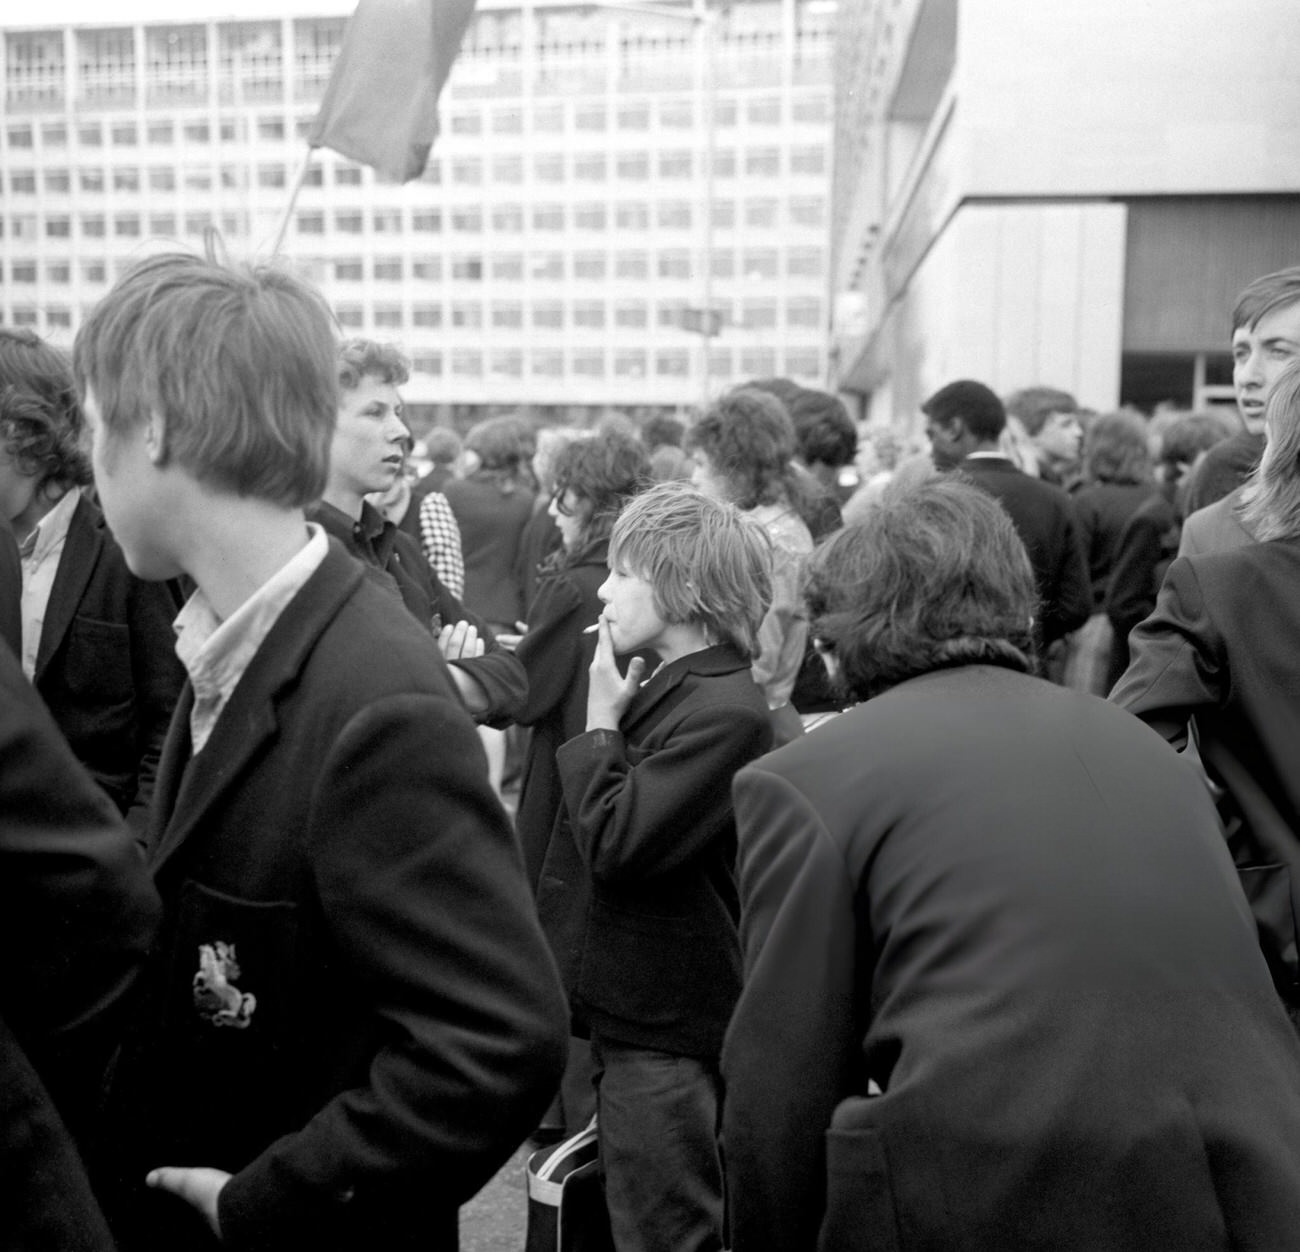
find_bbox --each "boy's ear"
[145,409,168,466]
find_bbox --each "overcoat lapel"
[620,644,749,737]
[34,496,101,684]
[150,542,365,875]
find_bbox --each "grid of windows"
[2,10,829,398]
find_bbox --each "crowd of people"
[5,249,1300,1252]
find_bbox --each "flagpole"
[270,146,318,259]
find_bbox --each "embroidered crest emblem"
[193,941,257,1029]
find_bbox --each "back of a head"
[788,386,856,469]
[807,476,1036,702]
[686,387,798,509]
[922,379,1006,443]
[609,481,773,659]
[424,426,462,466]
[1232,265,1300,334]
[72,251,337,508]
[1004,386,1079,438]
[1082,411,1151,486]
[1157,411,1234,469]
[640,414,686,451]
[0,328,91,493]
[464,414,534,483]
[552,425,651,546]
[743,375,804,411]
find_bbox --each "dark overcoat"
[102,540,568,1252]
[34,494,185,827]
[1113,539,1300,1004]
[725,665,1300,1252]
[538,644,772,1059]
[0,637,158,1249]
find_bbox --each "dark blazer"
[311,500,527,728]
[0,517,20,657]
[103,540,568,1252]
[723,665,1300,1252]
[0,638,159,1248]
[538,645,772,1059]
[1072,480,1155,606]
[956,457,1091,646]
[1112,540,1300,1007]
[514,540,609,891]
[34,494,186,828]
[1104,487,1180,686]
[443,473,535,627]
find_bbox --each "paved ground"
[459,1145,531,1252]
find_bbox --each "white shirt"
[19,486,81,679]
[173,523,328,755]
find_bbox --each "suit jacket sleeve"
[1109,557,1223,745]
[515,573,589,727]
[429,576,528,728]
[723,764,861,1252]
[556,701,771,884]
[0,641,159,1117]
[218,692,568,1245]
[1042,506,1091,644]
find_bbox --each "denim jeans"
[590,1034,725,1252]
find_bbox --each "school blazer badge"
[193,941,257,1029]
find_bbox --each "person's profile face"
[1233,300,1300,432]
[548,488,588,552]
[1034,411,1083,464]
[925,416,964,470]
[332,374,409,502]
[689,450,731,503]
[596,562,669,656]
[82,388,175,580]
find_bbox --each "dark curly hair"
[807,476,1036,702]
[551,424,650,556]
[686,387,800,510]
[0,328,92,495]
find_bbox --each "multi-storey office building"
[830,0,1300,430]
[1,0,833,428]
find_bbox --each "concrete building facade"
[1,0,833,428]
[830,0,1300,432]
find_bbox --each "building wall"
[0,0,834,420]
[862,201,1125,421]
[832,0,1300,428]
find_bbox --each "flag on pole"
[307,0,476,183]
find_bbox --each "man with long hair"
[1115,359,1300,1021]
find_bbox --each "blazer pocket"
[64,614,132,707]
[164,880,301,1142]
[819,1127,902,1252]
